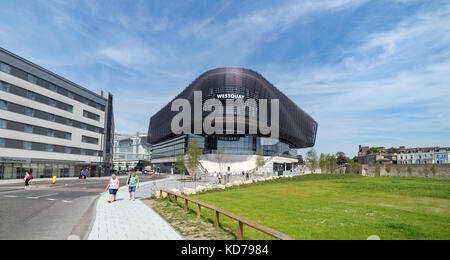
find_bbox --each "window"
[66,119,72,126]
[82,98,88,105]
[96,104,101,110]
[95,127,100,133]
[25,108,34,116]
[65,147,71,154]
[48,114,55,122]
[46,144,53,152]
[47,130,54,137]
[27,74,37,84]
[27,91,35,100]
[68,92,74,99]
[0,81,9,91]
[81,124,87,130]
[23,141,32,150]
[80,149,86,155]
[49,84,57,92]
[0,100,6,110]
[24,125,33,133]
[0,63,11,74]
[67,106,73,113]
[0,119,6,129]
[48,99,56,107]
[83,111,88,117]
[65,133,71,140]
[0,138,4,147]
[82,136,86,143]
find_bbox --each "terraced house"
[0,48,114,179]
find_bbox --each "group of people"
[105,171,140,203]
[216,171,250,184]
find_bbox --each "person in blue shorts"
[127,171,139,201]
[105,174,120,203]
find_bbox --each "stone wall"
[361,163,450,179]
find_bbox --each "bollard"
[52,176,57,184]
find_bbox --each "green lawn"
[186,174,450,240]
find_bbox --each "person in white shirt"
[105,174,120,203]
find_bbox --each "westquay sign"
[171,91,279,140]
[216,93,245,99]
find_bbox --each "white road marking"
[62,200,72,203]
[3,195,18,198]
[27,193,58,199]
[46,198,57,201]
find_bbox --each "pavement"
[85,174,269,240]
[87,177,184,240]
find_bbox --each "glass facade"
[152,134,297,159]
[0,162,99,179]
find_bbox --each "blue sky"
[1,0,449,157]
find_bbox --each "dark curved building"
[148,67,317,174]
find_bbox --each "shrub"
[431,164,438,174]
[407,166,413,175]
[386,166,391,174]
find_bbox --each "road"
[0,175,166,240]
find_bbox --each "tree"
[327,154,337,174]
[349,160,361,174]
[367,148,380,155]
[306,149,318,174]
[319,153,327,173]
[186,136,203,181]
[386,147,398,154]
[175,152,186,177]
[256,148,265,175]
[297,155,304,165]
[336,152,348,165]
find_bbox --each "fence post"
[184,198,188,212]
[214,207,219,230]
[167,193,170,202]
[197,204,201,219]
[160,190,162,199]
[237,216,243,240]
[174,195,177,205]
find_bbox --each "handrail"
[160,189,294,240]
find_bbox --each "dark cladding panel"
[148,67,318,149]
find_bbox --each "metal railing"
[160,189,294,240]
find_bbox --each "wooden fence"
[160,189,294,240]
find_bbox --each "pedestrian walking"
[218,172,222,184]
[246,172,249,181]
[24,171,33,190]
[127,171,140,201]
[105,174,120,203]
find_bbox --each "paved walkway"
[87,178,183,240]
[86,173,303,240]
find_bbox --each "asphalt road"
[0,175,167,240]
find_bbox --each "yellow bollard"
[52,176,57,184]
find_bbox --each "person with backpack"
[24,171,33,190]
[126,171,139,201]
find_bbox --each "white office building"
[0,48,114,179]
[113,133,151,171]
